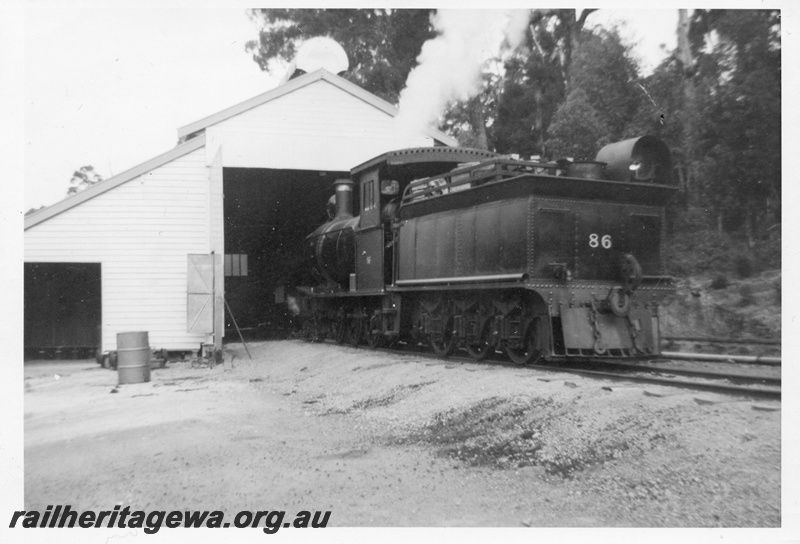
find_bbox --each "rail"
[663,336,780,346]
[345,341,782,400]
[660,351,780,366]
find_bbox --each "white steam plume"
[395,9,530,138]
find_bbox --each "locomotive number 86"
[298,136,676,364]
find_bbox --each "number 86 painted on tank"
[588,233,612,249]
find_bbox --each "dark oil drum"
[116,331,151,384]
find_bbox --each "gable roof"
[176,69,459,147]
[24,134,206,231]
[26,70,459,231]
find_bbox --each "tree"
[626,57,686,194]
[439,68,506,151]
[486,9,596,156]
[569,28,640,143]
[528,9,597,92]
[246,9,535,152]
[245,9,436,104]
[490,48,565,156]
[675,8,700,205]
[491,23,640,159]
[544,88,606,160]
[439,95,491,149]
[68,166,103,196]
[243,9,644,161]
[689,10,781,241]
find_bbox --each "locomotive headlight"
[629,156,656,180]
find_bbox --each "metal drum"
[116,331,151,384]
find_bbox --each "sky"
[22,4,280,211]
[18,4,683,211]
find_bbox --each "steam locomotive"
[298,136,676,363]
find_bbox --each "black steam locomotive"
[298,136,676,363]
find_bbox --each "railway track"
[532,359,781,400]
[329,339,782,400]
[582,358,781,386]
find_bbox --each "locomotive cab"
[349,147,499,293]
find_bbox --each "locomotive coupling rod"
[660,351,780,366]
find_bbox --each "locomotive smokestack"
[333,179,354,220]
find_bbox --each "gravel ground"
[23,340,781,529]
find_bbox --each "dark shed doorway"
[223,168,346,339]
[24,262,101,359]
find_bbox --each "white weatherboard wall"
[206,79,433,170]
[24,147,210,352]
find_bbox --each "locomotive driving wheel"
[346,316,362,346]
[505,318,542,365]
[430,313,456,357]
[366,314,385,349]
[465,317,493,361]
[301,319,317,342]
[333,311,347,344]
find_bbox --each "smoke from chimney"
[395,9,530,138]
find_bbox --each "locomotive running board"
[394,273,528,286]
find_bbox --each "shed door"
[187,254,214,333]
[24,262,101,350]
